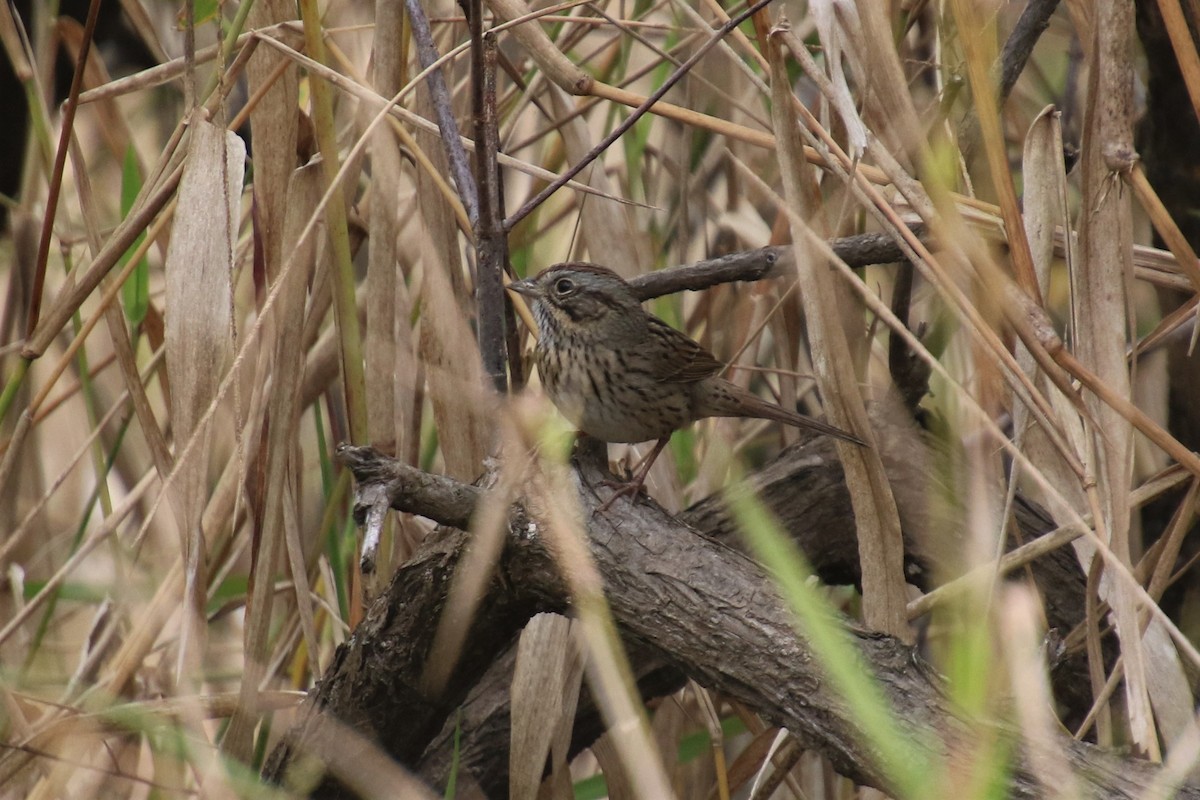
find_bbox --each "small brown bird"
[509,262,863,505]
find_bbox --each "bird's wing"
[646,315,725,383]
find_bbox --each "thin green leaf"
[119,144,149,326]
[725,479,933,799]
[175,0,221,30]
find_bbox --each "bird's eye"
[553,277,574,295]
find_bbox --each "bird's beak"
[507,278,539,298]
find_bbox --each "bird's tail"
[703,380,867,447]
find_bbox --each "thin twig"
[473,23,509,392]
[183,0,196,109]
[626,228,925,301]
[26,0,102,337]
[405,0,480,225]
[503,0,777,229]
[888,259,931,411]
[999,0,1063,102]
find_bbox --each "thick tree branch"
[264,444,1190,799]
[415,427,1101,793]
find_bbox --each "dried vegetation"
[2,0,1200,798]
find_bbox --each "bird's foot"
[591,437,671,514]
[593,475,651,514]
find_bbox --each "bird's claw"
[592,477,650,515]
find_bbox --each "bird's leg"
[595,437,670,513]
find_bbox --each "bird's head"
[508,263,642,336]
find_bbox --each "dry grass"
[1,0,1199,797]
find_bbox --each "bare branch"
[264,445,1192,799]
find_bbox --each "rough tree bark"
[262,440,1191,799]
[414,434,1101,796]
